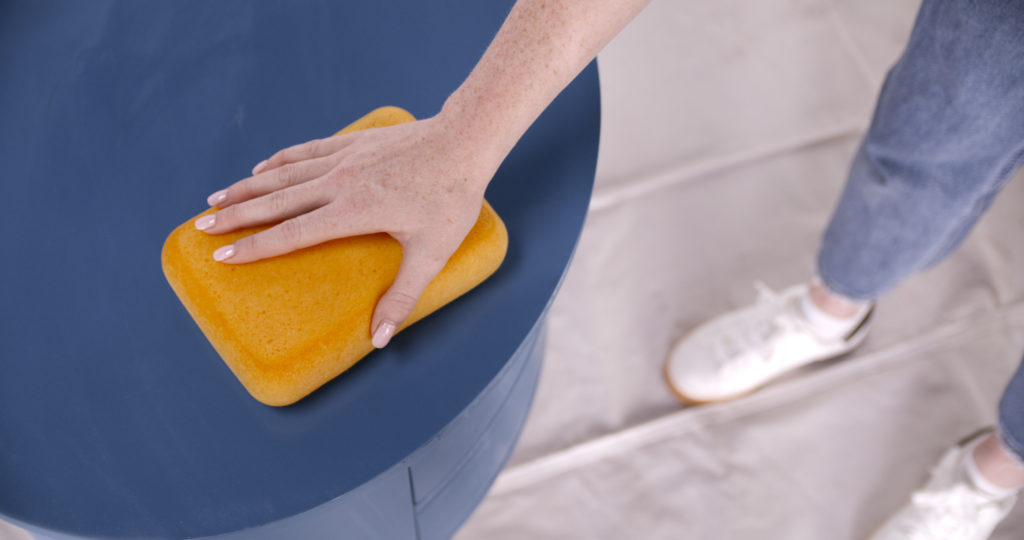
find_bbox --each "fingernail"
[252,160,268,175]
[372,321,397,349]
[194,214,216,231]
[207,189,228,207]
[213,244,236,262]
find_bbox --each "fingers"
[208,204,365,264]
[255,135,355,175]
[208,156,336,209]
[370,245,449,348]
[196,180,330,235]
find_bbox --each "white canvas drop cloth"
[456,0,1024,538]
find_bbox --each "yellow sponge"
[161,107,508,406]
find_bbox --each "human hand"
[194,114,497,348]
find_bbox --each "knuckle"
[225,184,248,202]
[266,150,283,166]
[304,139,321,158]
[275,164,298,187]
[268,190,291,214]
[327,164,351,184]
[278,218,305,245]
[216,205,239,228]
[318,203,344,231]
[273,151,291,166]
[387,290,419,312]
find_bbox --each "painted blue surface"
[0,1,599,538]
[12,324,547,540]
[413,325,548,540]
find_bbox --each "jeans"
[814,0,1024,462]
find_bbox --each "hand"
[194,115,496,348]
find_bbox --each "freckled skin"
[199,0,650,344]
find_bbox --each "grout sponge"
[161,106,508,406]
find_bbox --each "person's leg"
[817,0,1024,303]
[872,378,1024,540]
[860,4,1024,535]
[990,356,1024,488]
[666,0,1024,406]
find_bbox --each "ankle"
[808,277,870,319]
[968,431,1024,494]
[798,285,872,342]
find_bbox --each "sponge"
[161,107,508,406]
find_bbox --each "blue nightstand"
[0,2,599,538]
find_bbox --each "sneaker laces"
[901,484,1006,539]
[713,282,801,369]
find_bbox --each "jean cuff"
[814,265,878,304]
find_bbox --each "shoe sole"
[662,306,874,406]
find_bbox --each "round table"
[0,2,599,539]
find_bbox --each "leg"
[871,356,1024,540]
[818,0,1024,302]
[864,5,1024,536]
[871,366,1024,540]
[972,429,1024,492]
[995,355,1024,477]
[666,0,1024,406]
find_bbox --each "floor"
[454,0,1024,538]
[3,1,1022,539]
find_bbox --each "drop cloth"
[457,0,1024,538]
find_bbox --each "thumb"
[370,245,448,349]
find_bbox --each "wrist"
[435,96,513,189]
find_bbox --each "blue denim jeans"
[815,0,1024,462]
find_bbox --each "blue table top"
[0,1,599,538]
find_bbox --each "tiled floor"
[456,0,1024,538]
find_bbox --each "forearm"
[439,0,649,174]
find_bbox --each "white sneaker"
[663,282,872,404]
[870,430,1018,540]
